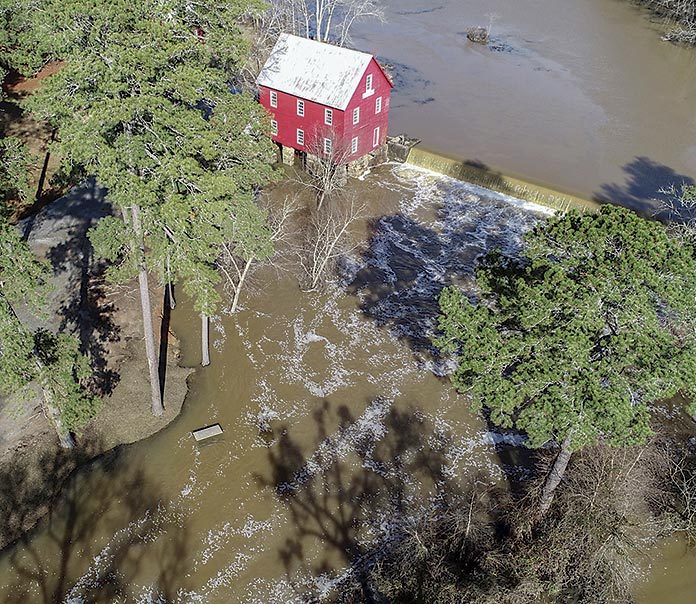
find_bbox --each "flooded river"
[0,165,549,602]
[353,0,696,209]
[2,0,696,601]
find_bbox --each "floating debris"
[192,424,224,442]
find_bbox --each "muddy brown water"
[2,0,696,600]
[353,0,696,211]
[0,163,690,602]
[0,165,550,602]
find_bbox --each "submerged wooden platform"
[192,423,223,441]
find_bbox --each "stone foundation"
[386,134,421,163]
[347,144,388,177]
[281,144,295,166]
[283,143,388,179]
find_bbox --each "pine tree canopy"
[19,0,278,316]
[435,205,696,450]
[0,137,34,210]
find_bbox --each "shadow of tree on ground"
[38,179,121,397]
[0,436,190,602]
[158,286,173,401]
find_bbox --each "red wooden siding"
[259,57,392,163]
[259,86,346,153]
[342,58,391,160]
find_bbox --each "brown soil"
[3,61,65,95]
[1,62,67,218]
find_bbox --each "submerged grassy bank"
[629,0,696,44]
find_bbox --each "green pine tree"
[24,0,276,406]
[0,137,34,207]
[0,0,53,78]
[435,205,696,514]
[0,219,100,448]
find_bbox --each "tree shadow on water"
[0,436,190,602]
[257,399,494,602]
[593,156,695,216]
[344,214,471,360]
[344,200,533,362]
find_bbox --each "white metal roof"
[256,33,374,110]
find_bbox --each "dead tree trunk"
[32,352,75,449]
[201,313,210,366]
[230,257,253,314]
[539,434,573,515]
[131,204,164,416]
[5,299,76,449]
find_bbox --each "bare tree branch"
[297,194,364,291]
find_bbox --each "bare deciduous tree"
[287,0,385,46]
[645,439,696,545]
[245,0,384,59]
[298,195,363,291]
[634,0,696,43]
[658,182,696,243]
[241,2,297,86]
[301,128,355,211]
[218,194,299,313]
[339,442,688,604]
[663,449,696,543]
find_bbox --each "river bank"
[0,180,192,551]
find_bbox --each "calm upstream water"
[353,0,696,209]
[1,0,696,601]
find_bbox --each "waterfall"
[405,146,599,213]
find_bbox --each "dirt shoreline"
[0,181,193,552]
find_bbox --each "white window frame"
[375,96,382,114]
[324,108,333,126]
[271,119,278,135]
[297,128,304,146]
[270,90,277,108]
[323,137,333,155]
[351,136,359,154]
[353,107,360,125]
[297,99,305,117]
[373,126,380,147]
[366,74,373,92]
